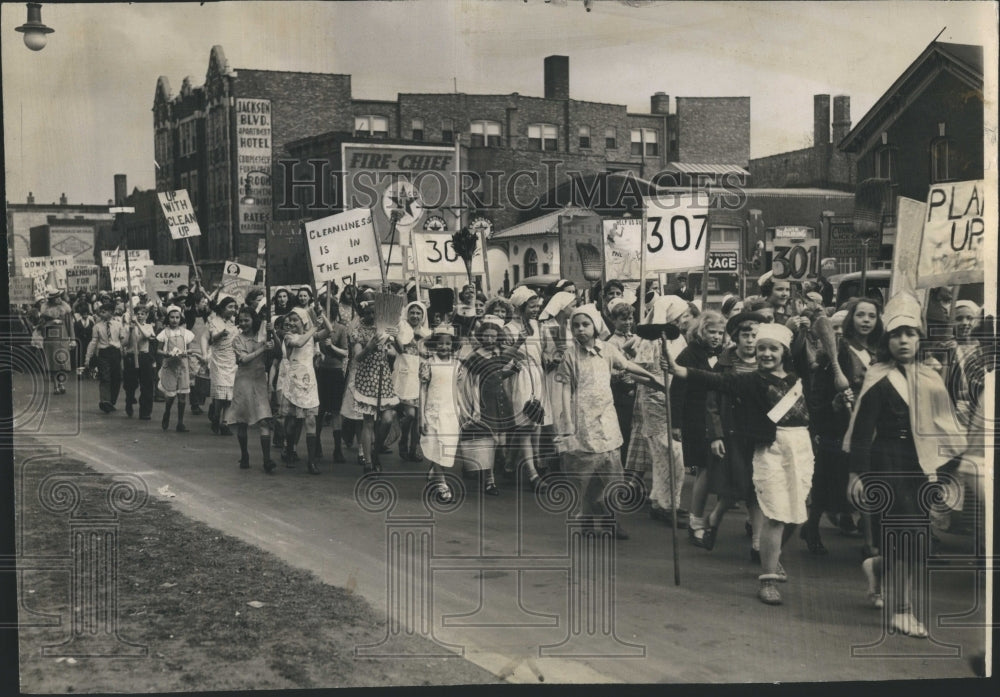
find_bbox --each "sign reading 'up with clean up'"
[157,189,202,240]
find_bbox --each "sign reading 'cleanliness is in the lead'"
[305,208,382,285]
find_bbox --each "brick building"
[749,94,856,190]
[6,193,114,278]
[152,48,752,280]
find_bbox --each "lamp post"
[15,2,54,51]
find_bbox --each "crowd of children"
[11,272,990,622]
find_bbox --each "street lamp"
[15,3,54,51]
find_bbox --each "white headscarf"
[398,301,429,345]
[509,286,538,309]
[539,291,576,321]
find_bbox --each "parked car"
[828,269,892,307]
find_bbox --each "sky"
[2,0,997,207]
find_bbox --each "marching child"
[156,305,197,432]
[122,303,156,420]
[664,322,813,606]
[420,325,460,502]
[844,293,969,637]
[281,306,332,475]
[556,304,665,539]
[228,306,278,473]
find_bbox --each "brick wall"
[676,97,751,167]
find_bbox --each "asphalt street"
[12,373,989,684]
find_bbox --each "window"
[930,138,953,183]
[710,226,741,244]
[411,118,424,141]
[513,265,520,285]
[605,126,617,150]
[874,146,895,181]
[178,120,197,157]
[442,118,454,144]
[542,263,550,275]
[524,248,538,278]
[579,125,591,149]
[189,172,199,212]
[630,128,658,157]
[355,115,389,137]
[470,120,502,147]
[528,124,558,151]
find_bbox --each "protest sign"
[410,231,485,277]
[305,208,382,285]
[109,258,152,294]
[770,239,820,282]
[916,180,986,288]
[20,255,73,278]
[101,249,149,266]
[9,276,36,305]
[643,193,710,273]
[157,190,202,239]
[603,218,643,281]
[891,197,926,298]
[145,265,189,294]
[66,266,100,293]
[219,261,258,304]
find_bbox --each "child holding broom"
[555,304,665,539]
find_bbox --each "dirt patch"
[16,456,498,692]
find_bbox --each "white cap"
[882,292,924,334]
[754,322,793,350]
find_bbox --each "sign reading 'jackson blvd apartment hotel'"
[237,98,272,236]
[340,143,459,245]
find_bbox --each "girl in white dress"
[420,325,461,501]
[281,306,332,475]
[156,305,197,432]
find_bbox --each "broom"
[576,242,603,283]
[852,178,890,298]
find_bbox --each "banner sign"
[557,210,605,289]
[916,180,986,288]
[9,276,36,304]
[66,265,100,293]
[157,190,202,239]
[304,208,382,285]
[642,193,710,273]
[603,218,643,281]
[236,98,272,236]
[410,231,485,277]
[774,226,813,239]
[770,238,820,281]
[20,255,74,278]
[101,249,149,266]
[145,265,188,294]
[219,261,257,304]
[708,251,739,272]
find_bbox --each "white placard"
[410,231,485,277]
[304,208,382,285]
[219,261,258,305]
[770,239,820,281]
[66,266,100,293]
[19,255,74,278]
[642,193,710,273]
[9,276,36,304]
[603,218,643,281]
[101,249,149,266]
[157,189,202,240]
[145,265,189,294]
[109,258,152,294]
[916,180,986,288]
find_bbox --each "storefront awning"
[664,163,751,177]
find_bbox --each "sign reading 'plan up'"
[916,180,986,288]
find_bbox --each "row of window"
[353,115,659,155]
[874,137,956,184]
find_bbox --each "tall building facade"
[153,49,752,275]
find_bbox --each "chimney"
[544,55,569,101]
[59,193,68,205]
[27,191,35,204]
[813,94,830,147]
[832,95,851,145]
[114,174,128,206]
[650,92,670,115]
